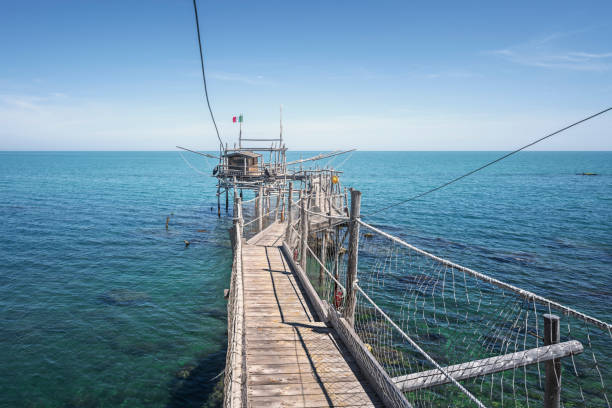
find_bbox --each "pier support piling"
[217,187,221,218]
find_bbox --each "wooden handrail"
[393,340,583,392]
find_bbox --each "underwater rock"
[175,364,197,379]
[100,289,149,306]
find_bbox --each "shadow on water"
[166,347,227,408]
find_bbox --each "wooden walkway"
[242,223,382,407]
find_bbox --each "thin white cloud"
[489,32,612,71]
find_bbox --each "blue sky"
[1,0,611,150]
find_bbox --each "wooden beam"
[393,340,583,392]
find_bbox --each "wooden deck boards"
[242,223,381,407]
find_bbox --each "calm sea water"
[0,151,610,407]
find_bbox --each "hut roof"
[224,151,261,159]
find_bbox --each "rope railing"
[346,218,610,407]
[223,198,245,407]
[357,219,611,332]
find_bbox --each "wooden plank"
[248,339,344,349]
[249,380,377,397]
[281,243,329,322]
[248,393,380,408]
[393,339,583,392]
[248,361,361,376]
[246,328,334,339]
[248,371,364,386]
[247,346,351,357]
[247,353,354,366]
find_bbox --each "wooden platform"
[242,223,382,407]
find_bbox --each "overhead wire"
[191,0,223,151]
[364,107,612,217]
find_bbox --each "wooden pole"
[344,187,349,215]
[344,189,361,327]
[300,190,308,271]
[275,187,280,221]
[217,186,221,218]
[544,314,562,408]
[333,224,340,309]
[286,182,293,241]
[225,188,229,213]
[319,231,327,287]
[280,189,285,222]
[234,194,243,238]
[257,185,263,233]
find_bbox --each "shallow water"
[0,151,610,407]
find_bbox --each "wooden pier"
[238,222,382,407]
[220,179,601,408]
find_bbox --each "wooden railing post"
[235,194,243,230]
[319,231,327,287]
[300,190,309,270]
[257,184,263,233]
[286,182,293,241]
[344,189,361,327]
[275,187,280,221]
[544,314,561,408]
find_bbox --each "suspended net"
[289,201,610,407]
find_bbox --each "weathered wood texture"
[393,340,583,392]
[224,214,246,408]
[241,223,381,407]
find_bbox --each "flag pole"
[239,114,242,149]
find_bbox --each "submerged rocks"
[175,363,197,379]
[100,289,149,306]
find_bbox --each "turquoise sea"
[1,151,610,407]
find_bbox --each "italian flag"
[232,115,243,123]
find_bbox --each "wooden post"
[319,231,327,287]
[275,187,280,221]
[318,174,323,208]
[280,189,285,222]
[544,314,561,408]
[344,187,349,215]
[333,224,340,309]
[225,188,229,213]
[300,190,309,271]
[217,187,221,218]
[286,182,293,241]
[257,185,263,233]
[234,194,243,238]
[344,189,361,327]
